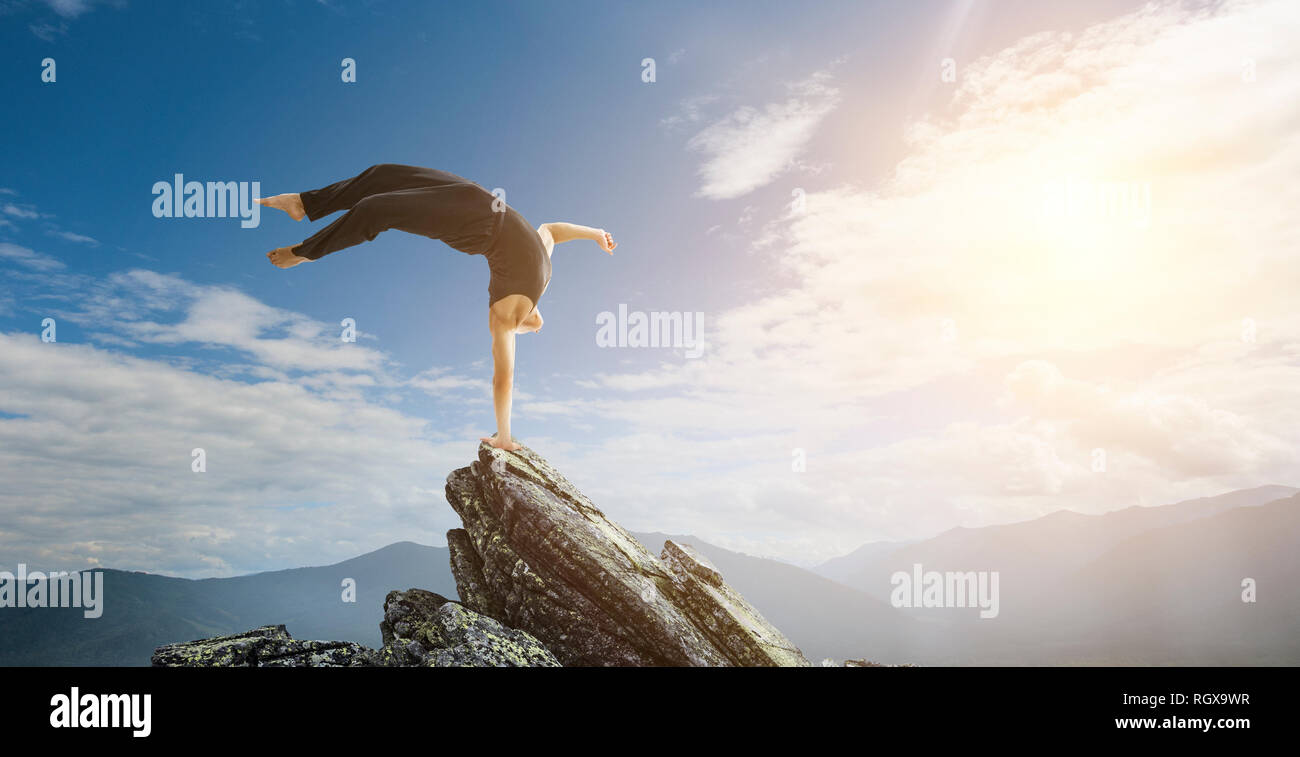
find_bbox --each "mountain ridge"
[811,484,1297,595]
[3,485,1295,666]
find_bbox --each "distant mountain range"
[3,486,1296,666]
[0,541,457,667]
[809,484,1300,664]
[811,485,1296,600]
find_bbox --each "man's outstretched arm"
[540,222,617,253]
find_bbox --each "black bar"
[7,666,1285,744]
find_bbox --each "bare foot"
[257,193,306,221]
[267,245,308,269]
[480,434,523,452]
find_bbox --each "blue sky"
[3,0,1297,576]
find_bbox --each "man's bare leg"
[257,193,306,221]
[267,244,308,268]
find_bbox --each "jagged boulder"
[660,540,808,667]
[444,442,811,667]
[151,625,371,667]
[151,590,559,667]
[370,588,559,667]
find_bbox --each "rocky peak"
[445,442,810,666]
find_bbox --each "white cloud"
[541,0,1300,562]
[46,229,99,245]
[62,270,390,375]
[28,21,67,41]
[408,367,487,397]
[0,261,512,576]
[41,0,93,18]
[3,203,40,219]
[0,242,65,272]
[659,94,720,132]
[684,70,840,199]
[0,331,470,577]
[29,1,121,39]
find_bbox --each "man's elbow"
[542,222,573,244]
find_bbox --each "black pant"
[295,164,499,261]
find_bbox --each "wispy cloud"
[29,21,67,40]
[684,69,840,200]
[659,94,720,132]
[63,269,393,375]
[408,367,487,397]
[46,229,99,245]
[2,203,41,219]
[28,0,122,39]
[0,242,66,272]
[41,0,96,18]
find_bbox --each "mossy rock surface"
[151,625,372,667]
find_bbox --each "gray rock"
[152,589,559,668]
[447,528,503,619]
[371,588,559,667]
[661,540,809,667]
[151,625,371,667]
[844,659,918,667]
[445,442,811,667]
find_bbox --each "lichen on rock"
[151,625,372,667]
[152,590,559,668]
[373,588,559,667]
